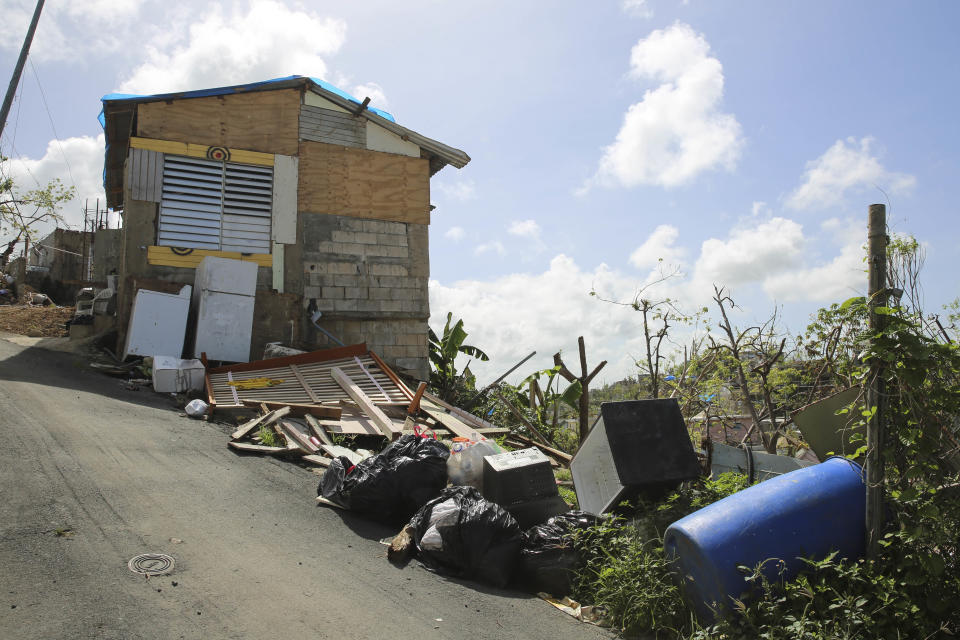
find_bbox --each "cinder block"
[321,286,344,299]
[369,264,408,277]
[381,300,403,313]
[334,298,359,312]
[344,286,368,299]
[331,262,359,275]
[341,217,367,232]
[334,275,362,288]
[338,242,366,256]
[368,287,393,301]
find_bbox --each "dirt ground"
[0,305,74,337]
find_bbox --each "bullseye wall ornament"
[206,146,230,162]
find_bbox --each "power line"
[29,59,80,197]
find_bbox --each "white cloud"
[444,226,465,242]
[431,255,663,385]
[0,0,146,62]
[117,1,347,94]
[621,0,653,18]
[786,136,916,211]
[434,179,476,203]
[691,217,805,288]
[585,22,743,190]
[352,82,388,110]
[629,224,685,270]
[474,241,506,257]
[507,219,541,239]
[763,219,864,302]
[751,201,768,217]
[1,134,109,239]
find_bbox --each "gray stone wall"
[301,213,430,380]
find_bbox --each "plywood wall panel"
[137,89,300,156]
[298,142,430,225]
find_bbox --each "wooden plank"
[279,420,320,453]
[136,89,300,156]
[288,364,320,403]
[298,141,430,224]
[321,445,366,465]
[331,367,403,439]
[419,399,476,439]
[407,382,427,415]
[230,406,291,440]
[271,154,298,244]
[303,414,334,446]
[240,398,340,420]
[316,495,346,509]
[421,391,498,431]
[302,454,331,467]
[338,406,386,436]
[146,246,271,268]
[129,136,275,167]
[368,351,415,402]
[228,441,288,454]
[510,433,573,463]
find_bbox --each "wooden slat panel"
[129,148,164,202]
[298,142,430,224]
[137,89,300,156]
[331,367,402,439]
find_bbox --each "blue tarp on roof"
[100,75,395,121]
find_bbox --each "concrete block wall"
[301,213,430,380]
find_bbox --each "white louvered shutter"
[157,155,273,252]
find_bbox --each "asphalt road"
[0,335,609,640]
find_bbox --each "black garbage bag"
[318,434,450,524]
[408,486,522,588]
[519,511,599,596]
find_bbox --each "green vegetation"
[256,426,283,448]
[427,311,489,405]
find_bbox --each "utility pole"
[865,203,888,556]
[0,0,46,141]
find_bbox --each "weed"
[257,426,282,448]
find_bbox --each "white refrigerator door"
[192,291,255,362]
[123,285,192,359]
[194,256,258,296]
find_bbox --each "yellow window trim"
[130,137,275,167]
[147,246,272,268]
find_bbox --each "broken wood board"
[421,391,500,431]
[710,443,814,482]
[316,495,346,509]
[228,441,290,455]
[419,399,477,439]
[331,367,402,439]
[302,454,332,467]
[231,406,292,441]
[510,434,573,464]
[279,420,320,454]
[303,414,334,446]
[238,399,340,420]
[321,445,369,465]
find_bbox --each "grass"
[257,426,283,447]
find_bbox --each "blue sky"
[1,0,957,383]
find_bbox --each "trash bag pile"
[319,434,449,524]
[519,511,598,596]
[408,486,523,588]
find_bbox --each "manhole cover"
[128,553,175,576]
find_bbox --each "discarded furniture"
[663,457,866,620]
[122,285,191,359]
[571,399,701,515]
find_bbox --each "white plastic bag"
[446,438,504,491]
[419,497,461,551]
[184,399,209,418]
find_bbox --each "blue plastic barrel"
[663,457,865,620]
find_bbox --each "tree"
[0,160,74,268]
[427,312,489,403]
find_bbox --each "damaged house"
[100,76,469,379]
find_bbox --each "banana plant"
[428,312,489,401]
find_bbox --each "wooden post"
[866,203,888,556]
[555,336,607,444]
